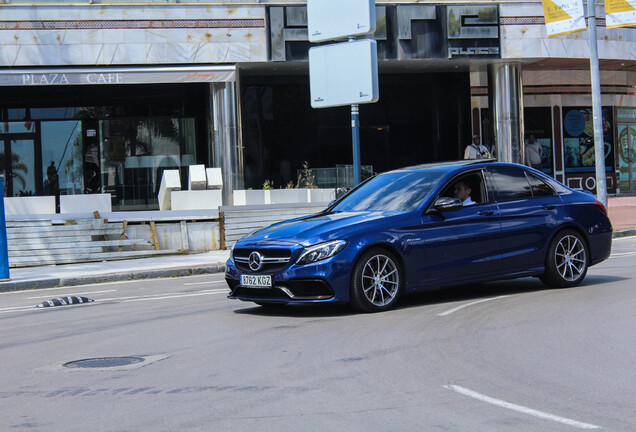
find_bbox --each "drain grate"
[63,356,145,369]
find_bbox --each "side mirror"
[427,197,463,214]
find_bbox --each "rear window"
[526,172,556,197]
[490,167,533,201]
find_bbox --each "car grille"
[227,278,334,301]
[233,248,293,273]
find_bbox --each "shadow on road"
[232,274,626,318]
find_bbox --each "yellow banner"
[542,0,587,37]
[605,0,636,28]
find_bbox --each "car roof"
[386,158,497,174]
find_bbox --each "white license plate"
[240,274,273,288]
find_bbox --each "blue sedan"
[226,161,612,312]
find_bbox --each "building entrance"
[618,122,636,193]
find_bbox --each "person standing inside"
[525,134,543,170]
[464,135,491,160]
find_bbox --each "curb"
[0,264,226,293]
[613,229,636,239]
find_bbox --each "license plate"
[240,274,272,288]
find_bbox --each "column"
[210,81,244,206]
[488,63,524,164]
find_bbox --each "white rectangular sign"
[605,0,636,28]
[309,39,379,109]
[307,0,376,42]
[541,0,586,37]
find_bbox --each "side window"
[526,172,556,197]
[490,167,532,201]
[440,171,486,205]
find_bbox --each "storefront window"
[100,118,197,210]
[563,107,614,172]
[523,107,553,173]
[41,121,84,196]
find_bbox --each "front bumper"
[225,256,350,304]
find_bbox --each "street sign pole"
[587,0,608,207]
[351,104,361,186]
[0,177,10,280]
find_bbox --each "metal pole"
[351,103,361,186]
[587,0,607,207]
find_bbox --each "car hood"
[237,211,407,247]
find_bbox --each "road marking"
[0,305,39,314]
[610,251,636,257]
[121,290,226,303]
[100,289,228,303]
[443,385,600,429]
[27,290,117,299]
[183,281,227,286]
[437,295,508,316]
[0,289,228,314]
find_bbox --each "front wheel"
[540,229,589,288]
[350,249,403,312]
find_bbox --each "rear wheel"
[540,229,589,288]
[350,248,403,312]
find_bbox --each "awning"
[0,65,236,86]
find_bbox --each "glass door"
[618,123,636,192]
[1,138,37,197]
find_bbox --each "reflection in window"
[100,118,197,210]
[491,167,533,201]
[41,121,84,196]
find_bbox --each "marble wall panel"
[500,3,544,17]
[101,29,125,45]
[0,45,19,65]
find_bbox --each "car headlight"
[297,240,347,265]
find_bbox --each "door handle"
[542,204,556,210]
[477,209,494,216]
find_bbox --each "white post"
[587,0,608,207]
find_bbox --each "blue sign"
[0,178,10,279]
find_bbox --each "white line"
[0,305,38,314]
[121,291,226,302]
[100,289,227,303]
[610,251,636,257]
[183,281,227,286]
[443,385,600,430]
[27,290,117,299]
[437,295,508,317]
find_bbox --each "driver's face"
[454,183,471,201]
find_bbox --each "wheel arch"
[349,242,407,289]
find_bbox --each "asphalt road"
[1,237,635,431]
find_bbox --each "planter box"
[171,190,222,210]
[60,194,112,214]
[232,188,336,206]
[4,196,56,216]
[233,189,269,206]
[269,189,310,204]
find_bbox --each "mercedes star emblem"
[248,251,263,271]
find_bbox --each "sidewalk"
[0,250,230,292]
[0,196,634,293]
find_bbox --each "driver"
[454,180,476,206]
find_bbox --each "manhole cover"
[63,356,145,369]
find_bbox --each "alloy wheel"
[361,254,400,307]
[554,234,587,282]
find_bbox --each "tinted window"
[331,171,445,212]
[490,167,532,201]
[526,173,556,197]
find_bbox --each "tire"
[350,248,403,312]
[540,229,589,288]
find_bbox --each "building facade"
[0,0,634,211]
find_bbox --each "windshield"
[331,170,444,212]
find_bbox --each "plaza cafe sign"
[0,66,236,86]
